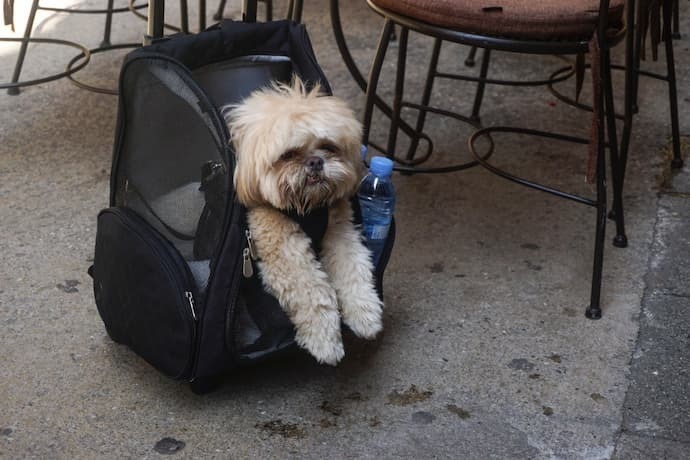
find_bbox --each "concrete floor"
[1,1,688,458]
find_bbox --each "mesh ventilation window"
[115,59,228,291]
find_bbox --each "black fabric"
[283,207,329,255]
[128,20,331,95]
[93,208,197,379]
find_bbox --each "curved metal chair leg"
[615,0,636,225]
[586,21,612,321]
[7,0,40,95]
[470,48,491,122]
[602,47,627,248]
[672,0,680,39]
[180,0,189,33]
[214,0,227,20]
[101,0,115,47]
[464,46,478,67]
[663,1,683,169]
[362,19,395,148]
[198,0,206,30]
[405,37,441,161]
[387,27,409,158]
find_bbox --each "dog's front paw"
[341,288,383,340]
[294,306,344,365]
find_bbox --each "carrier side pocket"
[92,207,198,379]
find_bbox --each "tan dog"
[225,77,383,365]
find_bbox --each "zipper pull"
[245,229,257,260]
[242,248,254,278]
[185,291,197,321]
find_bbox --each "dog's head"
[225,77,363,214]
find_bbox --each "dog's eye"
[280,149,299,161]
[319,142,338,154]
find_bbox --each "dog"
[225,77,383,365]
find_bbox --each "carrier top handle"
[144,0,166,45]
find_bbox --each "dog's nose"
[305,156,324,171]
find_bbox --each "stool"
[2,0,90,94]
[362,0,629,318]
[2,0,148,95]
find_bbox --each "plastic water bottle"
[358,156,395,266]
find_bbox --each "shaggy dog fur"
[225,77,383,365]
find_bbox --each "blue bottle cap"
[370,156,394,177]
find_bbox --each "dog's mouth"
[306,173,323,185]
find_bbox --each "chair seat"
[370,0,626,41]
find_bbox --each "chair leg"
[292,0,303,22]
[405,37,441,161]
[470,48,491,122]
[464,46,478,67]
[213,0,227,20]
[602,48,628,248]
[631,0,645,114]
[180,0,189,34]
[101,0,114,47]
[264,0,273,22]
[663,0,683,169]
[616,0,636,194]
[7,0,40,95]
[609,1,637,247]
[586,41,610,320]
[386,27,408,158]
[362,19,395,149]
[198,0,206,30]
[672,0,680,39]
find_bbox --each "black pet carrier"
[89,20,395,393]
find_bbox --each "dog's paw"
[294,306,345,365]
[341,293,383,340]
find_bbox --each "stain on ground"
[368,416,381,427]
[524,260,543,271]
[56,279,80,293]
[548,354,562,363]
[528,373,541,380]
[542,406,554,416]
[508,358,536,372]
[446,404,471,419]
[563,307,578,317]
[590,393,606,402]
[255,420,306,439]
[319,418,336,428]
[345,392,363,401]
[411,411,435,424]
[1,428,13,436]
[429,262,444,273]
[521,243,540,250]
[387,385,433,406]
[153,437,185,455]
[320,400,342,416]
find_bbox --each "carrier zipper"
[245,229,257,260]
[185,291,197,321]
[242,249,253,278]
[242,230,257,278]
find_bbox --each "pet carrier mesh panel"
[92,20,393,392]
[115,58,227,290]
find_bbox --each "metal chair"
[2,0,90,94]
[362,0,630,318]
[2,0,150,95]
